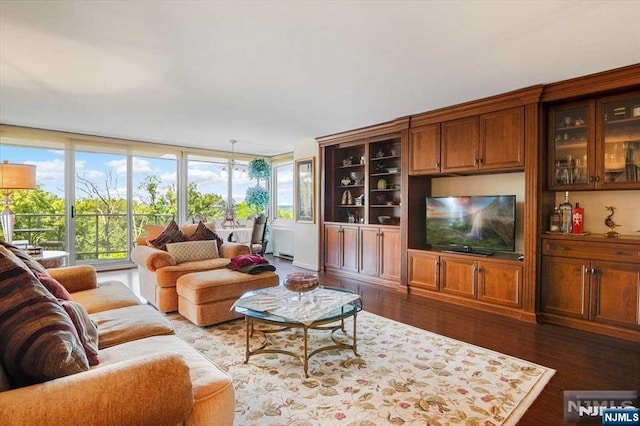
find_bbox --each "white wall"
[292,138,320,271]
[431,173,526,254]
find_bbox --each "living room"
[1,2,640,425]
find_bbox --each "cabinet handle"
[435,162,440,169]
[613,251,625,255]
[591,268,599,275]
[478,158,484,165]
[595,175,600,182]
[589,175,594,183]
[557,246,569,250]
[474,158,479,166]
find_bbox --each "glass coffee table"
[234,286,362,377]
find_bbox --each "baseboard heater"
[271,227,294,260]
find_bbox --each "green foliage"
[245,186,269,214]
[247,158,271,182]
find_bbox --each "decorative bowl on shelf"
[386,167,399,173]
[377,215,391,224]
[284,273,319,294]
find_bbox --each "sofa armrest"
[47,265,98,293]
[219,242,251,258]
[131,245,176,271]
[134,236,148,247]
[0,354,193,426]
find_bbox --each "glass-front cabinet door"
[549,101,595,190]
[597,92,640,189]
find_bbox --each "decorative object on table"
[221,200,239,229]
[0,160,36,244]
[283,272,319,297]
[604,206,620,237]
[246,153,272,215]
[295,157,315,223]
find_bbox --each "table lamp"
[0,160,36,244]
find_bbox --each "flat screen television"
[426,195,516,254]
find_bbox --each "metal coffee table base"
[244,313,359,378]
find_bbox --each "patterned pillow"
[148,219,186,251]
[0,246,89,387]
[60,300,100,366]
[188,221,224,249]
[166,240,219,263]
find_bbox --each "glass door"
[73,150,130,267]
[598,92,640,188]
[548,101,594,190]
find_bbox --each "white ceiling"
[1,1,639,156]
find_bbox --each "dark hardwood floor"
[100,256,640,425]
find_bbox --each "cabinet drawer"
[542,239,640,263]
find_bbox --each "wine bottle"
[559,191,573,233]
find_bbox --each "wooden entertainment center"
[317,64,640,341]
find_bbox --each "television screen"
[426,195,516,253]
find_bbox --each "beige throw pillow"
[165,240,219,263]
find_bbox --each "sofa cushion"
[60,300,100,365]
[167,240,219,264]
[71,281,141,314]
[0,246,89,387]
[187,221,224,249]
[155,258,232,287]
[148,219,186,251]
[36,271,72,300]
[90,304,174,349]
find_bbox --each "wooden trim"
[541,63,640,103]
[540,313,640,343]
[410,86,544,127]
[316,117,410,146]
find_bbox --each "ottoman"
[177,269,279,326]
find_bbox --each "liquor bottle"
[572,202,584,234]
[550,207,562,232]
[559,191,573,233]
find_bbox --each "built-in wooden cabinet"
[411,107,525,175]
[360,226,401,282]
[540,235,640,340]
[409,124,440,174]
[318,118,408,288]
[549,91,640,190]
[324,223,358,273]
[408,249,523,313]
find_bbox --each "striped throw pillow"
[0,246,89,387]
[148,219,186,251]
[166,240,219,263]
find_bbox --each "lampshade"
[0,161,37,190]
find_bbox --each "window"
[275,162,293,219]
[186,158,228,222]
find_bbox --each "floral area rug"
[168,311,554,425]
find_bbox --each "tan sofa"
[131,222,250,313]
[0,264,235,426]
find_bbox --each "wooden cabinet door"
[409,124,440,174]
[380,227,401,282]
[477,260,523,308]
[359,226,380,277]
[324,224,341,270]
[541,256,590,319]
[590,260,640,329]
[441,117,479,173]
[341,225,359,273]
[440,256,476,298]
[408,251,439,291]
[480,107,525,171]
